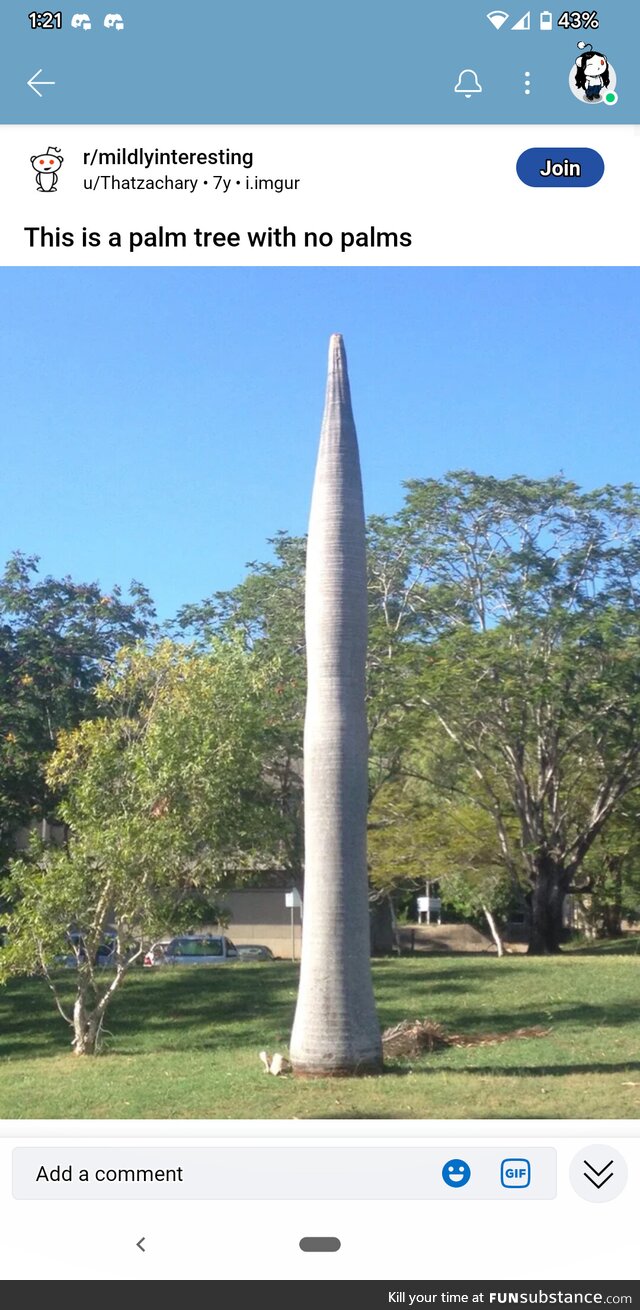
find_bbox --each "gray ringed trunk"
[290,334,383,1076]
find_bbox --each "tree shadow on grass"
[3,961,639,1063]
[0,983,77,1058]
[374,961,504,984]
[380,1059,640,1079]
[301,1112,416,1120]
[566,939,640,956]
[377,997,640,1043]
[372,959,560,1002]
[0,965,299,1059]
[373,954,640,983]
[105,993,640,1062]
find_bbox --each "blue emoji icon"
[442,1158,471,1188]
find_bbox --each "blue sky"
[1,267,638,621]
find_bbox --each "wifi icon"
[487,9,510,28]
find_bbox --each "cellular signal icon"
[487,9,510,28]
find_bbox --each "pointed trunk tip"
[327,333,349,386]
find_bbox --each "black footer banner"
[248,1282,639,1309]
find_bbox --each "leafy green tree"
[368,768,517,955]
[177,533,306,887]
[177,473,640,956]
[384,473,640,953]
[577,799,640,937]
[175,523,425,877]
[418,799,516,956]
[0,552,155,865]
[0,641,283,1054]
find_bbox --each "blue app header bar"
[0,0,636,124]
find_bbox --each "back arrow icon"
[136,1237,146,1253]
[28,70,56,98]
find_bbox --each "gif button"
[517,148,604,187]
[501,1158,531,1189]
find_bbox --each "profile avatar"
[31,147,63,193]
[571,42,617,105]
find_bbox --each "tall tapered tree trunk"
[290,335,382,1076]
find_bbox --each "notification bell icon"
[454,69,483,97]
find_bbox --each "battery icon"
[540,9,553,27]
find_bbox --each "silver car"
[235,944,275,961]
[143,934,239,967]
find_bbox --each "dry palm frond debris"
[381,1019,551,1059]
[258,1022,551,1074]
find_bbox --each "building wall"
[218,888,302,959]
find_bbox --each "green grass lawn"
[1,952,639,1119]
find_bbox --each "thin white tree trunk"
[482,904,505,957]
[72,990,101,1055]
[290,335,382,1075]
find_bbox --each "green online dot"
[606,94,615,103]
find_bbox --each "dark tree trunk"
[370,895,395,955]
[528,856,567,954]
[598,903,623,938]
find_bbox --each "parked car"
[143,934,239,967]
[235,944,275,961]
[142,938,172,968]
[56,930,118,969]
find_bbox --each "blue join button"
[517,148,604,188]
